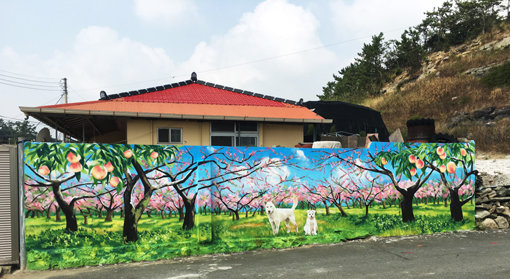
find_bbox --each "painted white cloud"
[178,0,338,101]
[134,0,197,26]
[1,26,175,118]
[329,0,444,41]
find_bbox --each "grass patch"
[25,206,475,270]
[482,61,510,87]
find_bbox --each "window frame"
[157,127,182,144]
[210,121,258,147]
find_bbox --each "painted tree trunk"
[105,210,114,222]
[56,206,61,221]
[123,184,138,242]
[123,207,138,242]
[365,204,369,218]
[178,208,184,221]
[52,183,78,231]
[182,198,196,230]
[401,192,415,223]
[449,189,464,221]
[323,201,330,215]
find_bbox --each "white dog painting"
[265,196,298,235]
[303,210,318,235]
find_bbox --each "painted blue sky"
[2,0,443,122]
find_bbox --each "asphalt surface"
[6,229,510,279]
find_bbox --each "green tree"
[385,28,425,72]
[319,33,387,102]
[0,119,37,144]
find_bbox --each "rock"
[497,188,510,197]
[490,106,510,119]
[446,112,470,129]
[495,216,509,229]
[480,42,495,51]
[475,210,490,219]
[494,37,510,50]
[389,128,404,143]
[480,218,499,230]
[473,107,496,120]
[500,206,510,218]
[496,206,506,214]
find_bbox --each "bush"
[482,62,510,87]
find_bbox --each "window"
[210,121,258,147]
[158,128,182,144]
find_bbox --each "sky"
[1,0,444,124]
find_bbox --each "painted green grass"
[25,204,475,270]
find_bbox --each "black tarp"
[304,101,389,141]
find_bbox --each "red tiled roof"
[31,80,328,122]
[123,83,286,106]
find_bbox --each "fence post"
[17,138,25,270]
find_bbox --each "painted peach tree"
[322,144,436,222]
[370,142,475,222]
[24,142,119,231]
[411,142,476,221]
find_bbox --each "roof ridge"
[99,79,300,106]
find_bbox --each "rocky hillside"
[364,25,510,153]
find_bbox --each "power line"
[0,77,60,88]
[0,72,60,84]
[0,80,61,92]
[0,68,58,80]
[0,114,39,124]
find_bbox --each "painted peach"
[381,157,387,165]
[460,148,467,156]
[447,162,457,174]
[415,159,424,169]
[409,168,417,176]
[124,149,133,159]
[440,165,446,173]
[66,152,81,163]
[91,165,107,180]
[38,165,50,176]
[110,176,120,187]
[408,155,416,164]
[439,152,446,160]
[69,162,82,173]
[436,147,445,156]
[105,162,114,172]
[150,151,159,159]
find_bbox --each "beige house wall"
[127,119,303,147]
[127,119,210,145]
[261,123,302,147]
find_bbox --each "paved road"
[7,230,510,279]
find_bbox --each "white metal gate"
[0,146,19,265]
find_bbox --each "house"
[20,73,331,147]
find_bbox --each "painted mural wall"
[23,142,476,270]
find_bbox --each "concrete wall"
[127,119,303,147]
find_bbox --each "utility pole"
[63,77,68,104]
[61,78,68,142]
